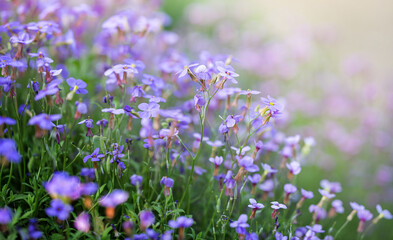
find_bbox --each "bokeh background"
[162,0,393,238]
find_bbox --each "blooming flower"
[230,214,249,235]
[45,199,73,220]
[138,102,160,119]
[130,174,143,186]
[0,207,12,224]
[74,212,90,233]
[0,139,21,164]
[248,198,264,219]
[357,209,373,232]
[194,94,206,112]
[248,174,261,194]
[139,210,155,231]
[271,201,287,219]
[283,183,297,204]
[79,119,94,137]
[286,161,301,179]
[296,189,314,208]
[28,113,61,138]
[44,172,82,200]
[66,78,88,94]
[219,115,242,134]
[99,190,129,219]
[83,148,105,163]
[160,176,174,196]
[168,216,193,240]
[28,219,43,239]
[209,156,223,176]
[80,168,95,180]
[234,156,259,182]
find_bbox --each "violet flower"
[99,190,129,219]
[357,209,373,232]
[234,156,259,182]
[66,77,88,94]
[28,113,61,138]
[286,161,301,179]
[283,183,297,205]
[160,176,174,197]
[139,210,155,231]
[248,174,261,194]
[296,189,314,208]
[83,148,105,163]
[329,199,344,217]
[219,115,242,134]
[44,172,82,200]
[130,174,143,187]
[138,102,160,119]
[28,218,43,239]
[209,156,223,176]
[168,216,193,240]
[194,94,206,112]
[248,198,264,219]
[45,199,73,221]
[102,108,125,129]
[78,119,94,137]
[0,139,21,164]
[271,201,287,219]
[229,214,249,236]
[74,212,90,233]
[0,207,12,224]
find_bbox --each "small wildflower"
[45,199,73,220]
[160,176,174,197]
[139,210,155,231]
[74,212,90,233]
[248,198,264,219]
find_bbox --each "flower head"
[168,216,194,228]
[45,199,73,220]
[99,189,129,208]
[83,148,105,163]
[74,212,90,233]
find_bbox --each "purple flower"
[0,116,16,126]
[376,204,392,219]
[160,176,174,196]
[237,156,259,172]
[139,210,155,231]
[130,175,143,186]
[80,168,95,180]
[0,207,12,224]
[318,189,335,199]
[0,139,21,163]
[74,212,90,233]
[45,199,73,220]
[331,200,344,214]
[194,94,206,112]
[28,113,61,130]
[357,209,373,232]
[29,51,53,69]
[138,102,160,119]
[274,232,288,240]
[284,184,297,194]
[261,163,278,174]
[248,174,261,185]
[44,172,82,200]
[248,198,264,219]
[320,179,342,194]
[34,79,62,101]
[216,61,239,83]
[271,201,287,210]
[357,209,373,222]
[219,115,242,134]
[206,140,224,148]
[350,202,365,211]
[230,214,249,235]
[28,219,42,239]
[301,189,314,199]
[209,156,224,166]
[168,216,194,228]
[271,201,287,219]
[309,205,327,222]
[261,95,283,113]
[286,161,301,176]
[83,148,105,163]
[79,119,94,137]
[67,78,88,94]
[99,189,129,208]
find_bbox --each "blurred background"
[162,0,393,238]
